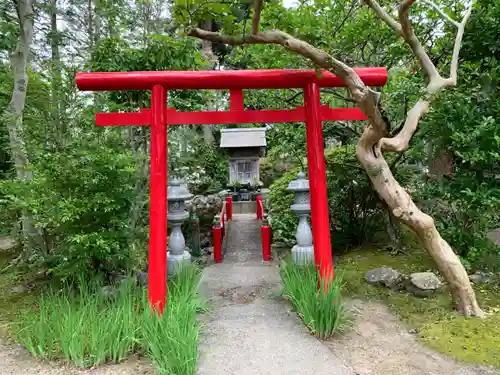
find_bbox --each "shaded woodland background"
[0,0,498,284]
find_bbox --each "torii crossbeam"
[76,68,388,313]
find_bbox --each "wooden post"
[213,216,222,264]
[261,224,272,262]
[226,195,233,220]
[256,195,263,220]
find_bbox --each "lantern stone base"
[167,250,192,276]
[291,244,314,265]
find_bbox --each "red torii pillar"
[304,83,332,281]
[76,68,388,312]
[149,85,167,311]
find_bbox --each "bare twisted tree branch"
[371,0,474,153]
[364,0,441,85]
[398,0,442,83]
[362,0,402,33]
[422,0,460,28]
[189,0,472,157]
[186,27,388,146]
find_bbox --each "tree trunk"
[7,52,32,183]
[87,0,94,49]
[430,151,453,179]
[49,0,65,145]
[93,0,101,43]
[383,208,400,251]
[4,0,44,248]
[200,19,216,145]
[90,0,103,110]
[356,145,483,316]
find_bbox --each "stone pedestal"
[167,177,192,276]
[287,172,314,265]
[291,215,314,265]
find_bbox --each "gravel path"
[196,214,354,375]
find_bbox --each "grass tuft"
[15,265,206,375]
[280,258,349,339]
[141,265,207,375]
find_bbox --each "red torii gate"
[76,68,387,312]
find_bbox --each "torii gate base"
[76,68,388,313]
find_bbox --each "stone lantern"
[167,177,192,275]
[287,171,314,265]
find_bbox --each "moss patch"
[0,250,37,338]
[421,311,500,367]
[337,247,500,367]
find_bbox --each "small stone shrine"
[220,128,266,191]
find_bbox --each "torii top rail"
[77,68,386,90]
[75,68,388,313]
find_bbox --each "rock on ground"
[186,194,223,248]
[186,194,223,218]
[365,267,402,288]
[0,237,16,251]
[487,229,500,246]
[8,285,30,294]
[469,271,496,285]
[406,272,442,297]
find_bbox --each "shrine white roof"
[220,128,267,148]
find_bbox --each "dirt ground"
[0,339,155,375]
[1,299,498,375]
[327,300,498,375]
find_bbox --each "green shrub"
[16,265,205,374]
[267,167,300,246]
[324,145,385,248]
[267,145,388,249]
[260,156,297,188]
[416,174,500,271]
[141,265,207,374]
[412,59,500,270]
[280,259,349,339]
[0,134,143,282]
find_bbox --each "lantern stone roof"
[220,128,267,148]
